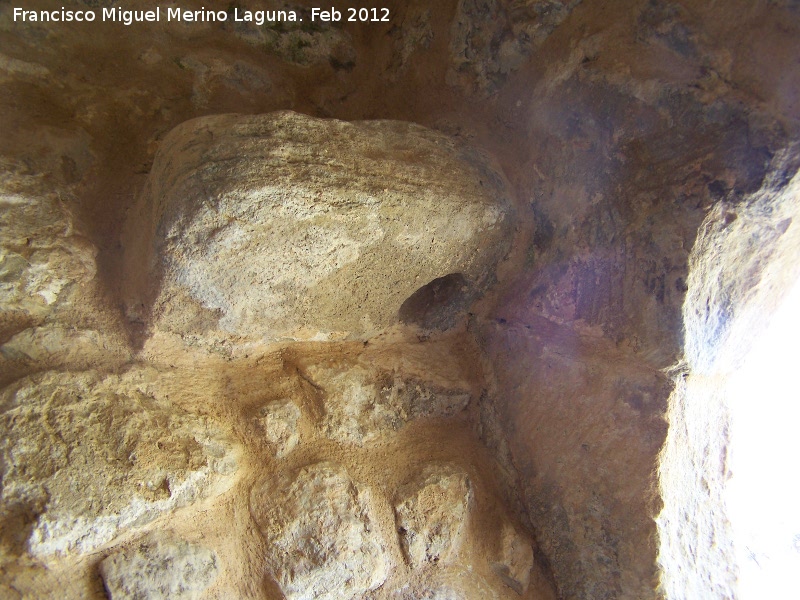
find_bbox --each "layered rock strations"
[122,111,514,348]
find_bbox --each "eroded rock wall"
[1,0,799,599]
[657,151,800,599]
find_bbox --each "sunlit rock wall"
[657,151,800,599]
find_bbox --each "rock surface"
[657,161,800,599]
[449,0,582,93]
[226,2,356,68]
[386,570,505,600]
[0,171,97,326]
[482,320,671,600]
[0,134,130,389]
[0,371,238,557]
[394,463,471,568]
[250,461,390,600]
[390,584,465,600]
[99,536,219,600]
[1,1,798,599]
[254,398,302,458]
[122,111,513,347]
[306,363,472,445]
[0,326,130,379]
[491,521,534,595]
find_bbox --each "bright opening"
[657,160,800,600]
[725,275,800,599]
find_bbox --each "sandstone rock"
[250,461,390,600]
[3,2,795,599]
[491,522,534,595]
[99,536,219,600]
[307,364,390,446]
[0,171,97,327]
[381,375,472,421]
[482,319,673,600]
[0,371,238,557]
[122,111,513,346]
[394,463,471,568]
[254,398,301,458]
[305,364,471,445]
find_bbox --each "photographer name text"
[12,6,390,26]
